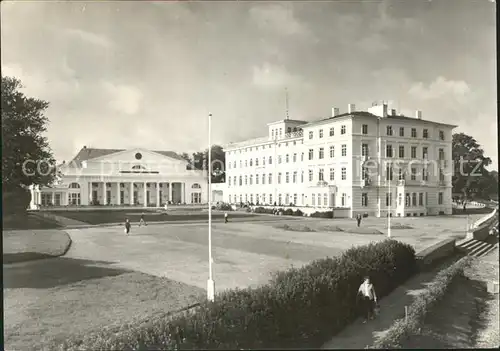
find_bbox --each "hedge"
[253,207,304,216]
[57,240,416,350]
[369,256,472,349]
[311,211,333,218]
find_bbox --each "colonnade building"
[222,102,456,217]
[29,147,208,209]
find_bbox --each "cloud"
[65,28,112,48]
[252,63,304,88]
[408,76,471,102]
[249,3,310,37]
[102,82,143,115]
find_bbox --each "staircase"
[456,237,499,257]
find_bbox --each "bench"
[416,238,456,271]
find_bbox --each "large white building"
[222,102,456,217]
[29,147,208,209]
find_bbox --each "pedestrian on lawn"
[139,212,147,226]
[124,218,131,235]
[224,212,229,223]
[358,276,378,323]
[164,202,168,213]
[356,213,362,227]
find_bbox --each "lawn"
[3,213,62,230]
[3,229,72,264]
[3,258,205,351]
[46,209,257,225]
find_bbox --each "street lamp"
[207,113,215,302]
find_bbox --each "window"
[386,192,393,206]
[318,193,321,206]
[301,171,304,183]
[269,156,272,164]
[386,126,393,136]
[192,183,201,189]
[329,127,334,136]
[399,127,404,137]
[309,169,313,181]
[330,168,335,181]
[398,169,404,180]
[245,175,248,185]
[319,148,324,159]
[293,171,297,183]
[412,193,417,206]
[233,161,236,168]
[438,148,444,160]
[262,194,266,204]
[69,182,80,189]
[398,145,405,158]
[269,194,273,204]
[341,144,347,157]
[362,124,368,134]
[287,127,291,133]
[255,174,259,184]
[411,146,417,158]
[301,153,304,161]
[341,167,346,180]
[293,153,297,162]
[411,128,417,138]
[278,173,282,184]
[301,194,305,205]
[422,147,428,159]
[341,125,346,134]
[233,176,237,186]
[319,168,324,181]
[411,168,417,181]
[386,166,393,181]
[386,144,393,157]
[323,193,328,207]
[240,160,242,168]
[439,130,444,140]
[251,159,255,167]
[268,173,272,184]
[262,174,265,184]
[405,193,410,206]
[308,149,314,160]
[228,178,232,186]
[293,194,297,205]
[357,144,366,159]
[423,129,428,138]
[278,155,282,164]
[309,131,313,139]
[278,194,282,205]
[362,193,368,206]
[228,162,231,170]
[271,129,274,138]
[285,154,289,163]
[239,176,242,186]
[319,129,323,138]
[423,169,428,181]
[330,146,335,158]
[255,158,259,166]
[341,193,347,206]
[312,194,316,206]
[285,172,289,183]
[245,160,248,167]
[419,193,423,206]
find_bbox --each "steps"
[456,238,499,257]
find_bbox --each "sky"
[1,0,497,167]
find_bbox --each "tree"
[190,145,226,183]
[452,132,492,200]
[2,76,55,212]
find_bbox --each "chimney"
[391,109,396,116]
[415,110,422,119]
[348,104,356,113]
[331,107,340,117]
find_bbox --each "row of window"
[308,125,446,140]
[228,193,349,207]
[271,126,302,139]
[228,168,348,187]
[361,191,444,207]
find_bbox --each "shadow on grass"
[3,252,56,264]
[3,257,132,289]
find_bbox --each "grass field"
[45,209,256,225]
[3,213,62,230]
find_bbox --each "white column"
[143,182,147,207]
[66,192,69,206]
[51,192,55,206]
[103,182,107,205]
[89,182,93,205]
[156,182,160,207]
[182,183,185,204]
[169,182,174,203]
[115,182,121,205]
[130,182,134,205]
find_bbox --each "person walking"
[358,276,378,323]
[164,202,168,214]
[124,218,131,235]
[356,213,362,227]
[139,212,147,227]
[224,212,229,223]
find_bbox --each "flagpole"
[207,113,215,301]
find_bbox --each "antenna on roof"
[285,87,289,120]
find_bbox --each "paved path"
[321,259,457,349]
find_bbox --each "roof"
[301,111,458,128]
[267,119,308,126]
[68,147,185,167]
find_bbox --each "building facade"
[222,102,456,217]
[29,147,208,209]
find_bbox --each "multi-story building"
[222,102,456,217]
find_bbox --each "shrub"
[293,209,304,217]
[254,207,274,214]
[369,256,472,349]
[311,211,333,218]
[218,203,233,211]
[283,208,294,216]
[58,240,417,350]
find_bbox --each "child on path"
[124,218,131,235]
[358,276,378,323]
[224,212,229,223]
[139,212,147,227]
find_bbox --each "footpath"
[321,257,459,349]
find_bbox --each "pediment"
[88,149,186,165]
